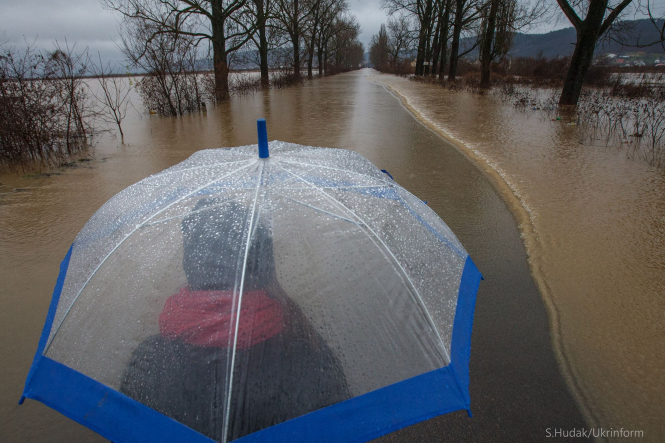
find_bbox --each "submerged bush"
[270,70,304,89]
[578,80,665,167]
[138,72,208,117]
[411,65,665,168]
[0,43,94,169]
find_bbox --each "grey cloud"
[1,0,125,67]
[347,0,389,49]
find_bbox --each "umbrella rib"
[222,162,264,443]
[275,185,389,190]
[276,163,451,364]
[149,159,251,180]
[272,192,361,225]
[43,161,256,353]
[282,159,465,257]
[143,194,246,227]
[279,159,398,188]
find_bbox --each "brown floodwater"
[371,73,665,438]
[2,68,591,442]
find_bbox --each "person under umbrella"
[120,198,350,441]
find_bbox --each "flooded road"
[371,73,665,438]
[1,69,585,441]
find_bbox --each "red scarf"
[159,286,285,349]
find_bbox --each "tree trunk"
[307,52,314,78]
[559,37,598,105]
[559,0,607,105]
[431,3,444,77]
[293,0,301,78]
[293,37,300,77]
[415,40,424,76]
[213,50,230,101]
[424,24,432,76]
[438,0,452,80]
[211,12,230,101]
[415,0,434,76]
[480,0,499,88]
[391,45,400,69]
[307,29,317,79]
[317,45,323,76]
[323,46,328,75]
[448,0,464,81]
[257,0,270,87]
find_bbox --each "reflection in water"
[371,73,665,436]
[2,68,586,441]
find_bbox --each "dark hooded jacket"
[120,199,349,441]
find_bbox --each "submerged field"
[370,71,665,438]
[1,69,586,442]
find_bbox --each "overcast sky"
[0,0,613,69]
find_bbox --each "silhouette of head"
[182,198,275,291]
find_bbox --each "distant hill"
[463,19,664,59]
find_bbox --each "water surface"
[371,72,665,437]
[0,69,584,442]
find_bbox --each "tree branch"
[556,0,582,30]
[599,0,633,36]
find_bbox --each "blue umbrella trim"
[237,255,481,443]
[21,246,481,443]
[19,244,73,405]
[22,357,215,443]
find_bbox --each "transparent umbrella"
[21,119,482,443]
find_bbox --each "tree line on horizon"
[1,0,366,167]
[369,0,664,105]
[104,0,365,103]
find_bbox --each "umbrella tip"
[257,119,269,158]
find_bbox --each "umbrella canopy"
[21,120,482,443]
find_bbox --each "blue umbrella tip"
[257,119,269,159]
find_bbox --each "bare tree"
[0,41,94,168]
[417,0,436,75]
[326,13,363,71]
[479,0,500,86]
[555,0,664,105]
[248,0,273,86]
[304,0,323,79]
[45,42,96,152]
[305,0,346,78]
[388,14,415,68]
[479,0,545,87]
[103,0,255,102]
[122,20,208,115]
[429,0,446,76]
[273,0,312,77]
[238,4,287,83]
[437,0,453,79]
[382,0,485,80]
[316,0,347,75]
[382,0,437,76]
[448,0,483,81]
[370,24,391,70]
[90,55,133,143]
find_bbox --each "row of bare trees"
[105,0,364,105]
[1,42,133,167]
[371,0,543,82]
[371,0,664,105]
